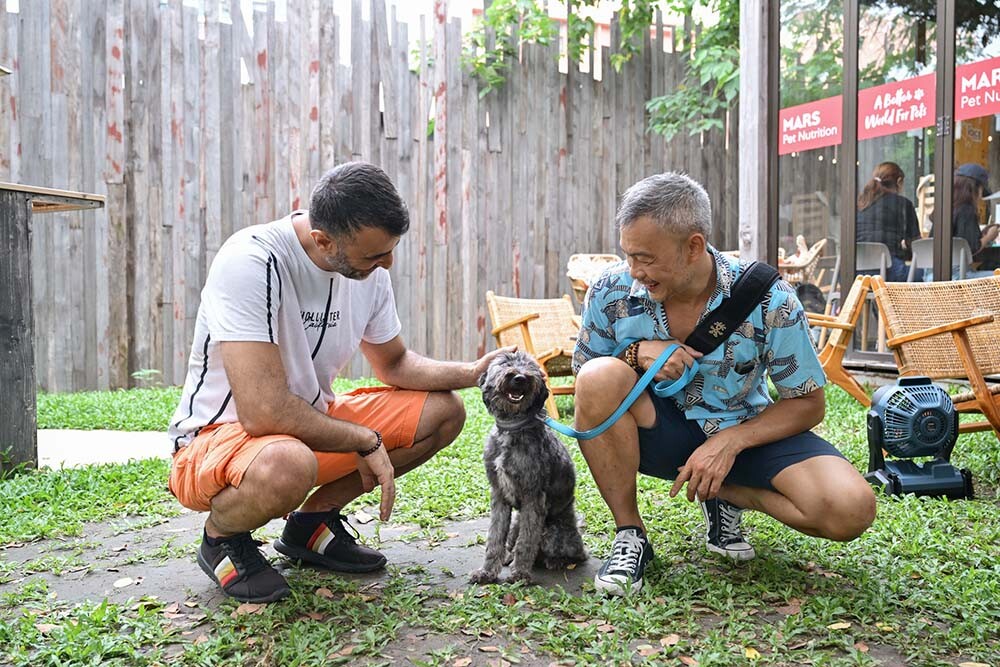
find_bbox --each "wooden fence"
[0,0,738,392]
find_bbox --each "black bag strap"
[684,261,780,355]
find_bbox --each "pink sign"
[956,56,1000,121]
[778,95,843,156]
[857,73,935,140]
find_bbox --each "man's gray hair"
[615,172,712,238]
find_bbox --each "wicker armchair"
[566,253,623,305]
[871,275,1000,437]
[806,275,872,406]
[485,291,582,418]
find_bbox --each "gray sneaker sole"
[273,538,387,573]
[705,542,756,561]
[196,549,290,603]
[594,573,643,595]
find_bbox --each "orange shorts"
[168,386,428,512]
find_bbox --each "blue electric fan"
[865,376,973,499]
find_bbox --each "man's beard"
[326,248,372,280]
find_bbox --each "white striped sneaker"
[701,497,756,561]
[274,511,386,572]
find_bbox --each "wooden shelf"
[0,182,105,214]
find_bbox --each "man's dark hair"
[309,162,410,238]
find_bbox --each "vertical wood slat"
[0,191,37,472]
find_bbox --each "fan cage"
[878,384,955,456]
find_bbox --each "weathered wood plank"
[0,191,37,472]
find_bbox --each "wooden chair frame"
[806,275,872,406]
[485,291,581,418]
[870,275,1000,437]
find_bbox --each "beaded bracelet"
[359,430,383,457]
[624,341,642,372]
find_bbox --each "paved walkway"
[37,429,168,469]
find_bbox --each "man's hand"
[355,437,396,521]
[470,345,517,383]
[638,340,703,382]
[669,432,740,502]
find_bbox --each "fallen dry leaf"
[306,611,324,621]
[745,647,761,660]
[854,642,869,653]
[245,637,258,646]
[636,644,659,657]
[827,621,852,630]
[35,624,58,634]
[775,598,801,615]
[112,544,129,552]
[162,603,180,614]
[452,658,472,667]
[183,599,199,608]
[958,662,992,667]
[113,577,134,588]
[192,634,209,645]
[596,624,615,633]
[164,612,187,620]
[679,656,699,666]
[353,510,374,524]
[660,634,681,647]
[336,645,356,656]
[478,645,501,653]
[231,602,266,617]
[566,563,577,570]
[486,660,510,667]
[315,587,335,599]
[502,593,517,606]
[875,622,895,632]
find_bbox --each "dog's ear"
[530,376,550,412]
[477,367,489,390]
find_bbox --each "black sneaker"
[594,526,654,595]
[701,497,756,561]
[273,511,387,573]
[196,532,290,603]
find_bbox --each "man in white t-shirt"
[167,162,506,603]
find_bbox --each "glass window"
[950,1,1000,279]
[777,1,845,315]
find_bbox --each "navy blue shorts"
[637,389,845,491]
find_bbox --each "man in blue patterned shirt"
[574,173,876,595]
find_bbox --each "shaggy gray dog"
[469,350,587,584]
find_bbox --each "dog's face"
[478,350,550,418]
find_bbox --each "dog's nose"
[510,374,528,389]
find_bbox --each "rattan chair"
[806,275,873,406]
[871,275,1000,437]
[485,291,582,418]
[779,237,827,285]
[566,253,622,305]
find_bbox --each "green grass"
[1,382,998,666]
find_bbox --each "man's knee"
[575,357,636,411]
[816,481,877,541]
[250,440,318,510]
[427,390,466,448]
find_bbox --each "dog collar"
[493,414,544,432]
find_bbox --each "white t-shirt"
[167,213,401,451]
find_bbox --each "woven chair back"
[485,292,579,376]
[872,275,1000,378]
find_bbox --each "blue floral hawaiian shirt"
[572,246,826,435]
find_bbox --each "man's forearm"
[716,390,825,453]
[250,392,377,454]
[376,349,477,391]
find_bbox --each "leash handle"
[543,340,698,440]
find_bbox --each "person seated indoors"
[952,163,1000,272]
[855,161,921,282]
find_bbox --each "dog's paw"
[503,570,534,585]
[468,569,500,585]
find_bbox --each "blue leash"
[542,340,698,440]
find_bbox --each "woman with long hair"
[855,161,921,281]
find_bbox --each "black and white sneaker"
[701,497,756,561]
[594,526,654,595]
[197,532,291,603]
